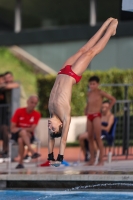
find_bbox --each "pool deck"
[0,146,133,189]
[0,159,133,189]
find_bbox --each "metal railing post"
[126,102,130,159]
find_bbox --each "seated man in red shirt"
[10,95,41,169]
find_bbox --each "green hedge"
[37,68,133,117]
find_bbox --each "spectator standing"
[0,125,10,157]
[0,74,6,104]
[4,71,27,107]
[0,74,10,158]
[10,95,41,169]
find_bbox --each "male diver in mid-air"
[47,18,118,167]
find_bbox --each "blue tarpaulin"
[122,0,133,12]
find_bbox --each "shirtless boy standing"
[85,76,116,165]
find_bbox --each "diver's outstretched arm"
[49,117,71,167]
[59,116,71,156]
[48,130,55,154]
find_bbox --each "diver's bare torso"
[48,74,76,121]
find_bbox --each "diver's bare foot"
[85,160,95,166]
[108,19,118,36]
[103,17,114,28]
[96,161,104,166]
[100,17,114,32]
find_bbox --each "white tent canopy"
[122,0,133,12]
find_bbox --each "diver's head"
[48,117,63,138]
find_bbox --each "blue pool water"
[1,191,133,200]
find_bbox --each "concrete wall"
[20,36,133,71]
[35,116,87,147]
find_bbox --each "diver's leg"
[61,18,114,68]
[71,19,118,76]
